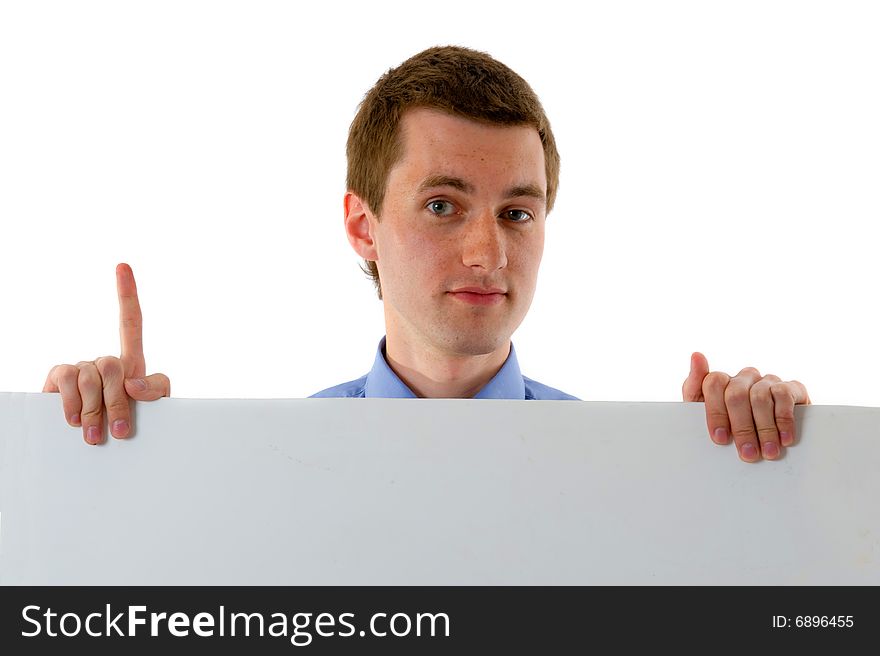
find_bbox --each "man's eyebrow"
[416,174,546,205]
[504,183,547,205]
[416,175,475,195]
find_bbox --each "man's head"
[343,46,557,362]
[346,45,560,299]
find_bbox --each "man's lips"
[447,287,507,306]
[450,286,506,294]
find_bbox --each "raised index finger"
[116,263,146,378]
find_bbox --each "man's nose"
[461,210,507,271]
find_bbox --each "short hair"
[346,45,560,299]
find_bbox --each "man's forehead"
[395,110,546,197]
[399,106,541,141]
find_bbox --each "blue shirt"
[310,337,579,400]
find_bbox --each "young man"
[42,46,811,462]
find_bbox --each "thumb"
[124,373,171,401]
[682,351,709,401]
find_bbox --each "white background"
[1,0,877,405]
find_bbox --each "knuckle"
[770,383,795,405]
[732,426,757,439]
[95,356,122,376]
[775,408,795,423]
[75,362,99,383]
[749,385,773,404]
[702,372,728,394]
[724,384,751,406]
[105,399,130,414]
[56,364,79,382]
[80,407,102,420]
[77,375,102,395]
[738,366,761,378]
[76,360,97,374]
[757,426,779,437]
[707,411,729,424]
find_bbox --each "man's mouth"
[447,287,507,306]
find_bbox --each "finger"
[42,366,59,393]
[682,352,709,401]
[701,371,731,444]
[771,380,810,447]
[95,356,132,439]
[750,375,783,460]
[44,364,84,427]
[725,367,763,462]
[76,361,104,445]
[117,263,146,379]
[124,372,172,401]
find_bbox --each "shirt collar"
[363,336,526,399]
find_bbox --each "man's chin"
[433,331,512,358]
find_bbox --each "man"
[42,45,811,462]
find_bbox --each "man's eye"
[427,200,455,216]
[506,209,533,222]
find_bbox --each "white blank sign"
[0,393,878,585]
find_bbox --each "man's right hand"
[42,263,171,445]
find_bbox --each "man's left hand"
[682,352,811,462]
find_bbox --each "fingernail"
[741,442,758,461]
[780,431,793,447]
[713,427,729,445]
[86,425,101,445]
[112,419,129,438]
[128,378,147,391]
[71,414,81,426]
[762,442,779,459]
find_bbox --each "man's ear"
[344,191,378,261]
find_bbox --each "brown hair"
[347,45,560,299]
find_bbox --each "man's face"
[366,107,547,358]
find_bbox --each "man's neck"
[383,335,511,399]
